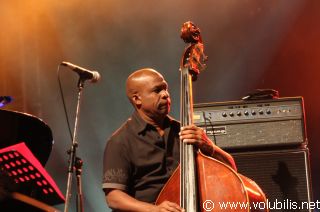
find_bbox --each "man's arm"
[179,125,237,171]
[105,189,183,212]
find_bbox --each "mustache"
[158,99,171,107]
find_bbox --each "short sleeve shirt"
[102,111,180,203]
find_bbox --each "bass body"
[156,151,268,212]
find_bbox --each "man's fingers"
[179,130,198,136]
[160,201,183,212]
[181,138,200,146]
[181,125,198,130]
[182,138,196,142]
[167,202,182,212]
[180,125,207,146]
[179,133,201,140]
[180,126,204,135]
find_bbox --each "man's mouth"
[159,104,168,108]
[159,101,170,109]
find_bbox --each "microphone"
[61,61,101,83]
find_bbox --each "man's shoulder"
[108,117,134,143]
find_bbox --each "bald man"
[102,68,236,212]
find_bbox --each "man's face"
[137,73,171,119]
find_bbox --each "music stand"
[0,142,65,205]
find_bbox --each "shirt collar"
[131,111,173,134]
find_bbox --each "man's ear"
[132,94,142,108]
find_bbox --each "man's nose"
[161,90,170,98]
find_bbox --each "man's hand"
[179,125,237,171]
[106,189,184,212]
[152,201,184,212]
[179,125,214,156]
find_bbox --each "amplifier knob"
[251,110,256,115]
[259,110,264,115]
[244,111,249,116]
[266,109,271,114]
[222,112,227,117]
[229,112,234,117]
[237,111,242,116]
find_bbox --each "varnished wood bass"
[156,21,268,212]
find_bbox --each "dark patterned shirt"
[102,111,180,203]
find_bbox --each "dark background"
[1,1,319,211]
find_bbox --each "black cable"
[202,111,217,145]
[57,65,73,142]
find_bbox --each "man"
[102,68,236,211]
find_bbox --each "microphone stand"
[75,157,84,212]
[64,78,86,212]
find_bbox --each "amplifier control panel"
[194,97,304,125]
[193,97,306,150]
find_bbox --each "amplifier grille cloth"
[232,149,311,211]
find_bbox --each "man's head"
[126,68,171,121]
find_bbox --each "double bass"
[156,22,268,212]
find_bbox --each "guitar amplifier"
[193,97,307,151]
[232,148,313,211]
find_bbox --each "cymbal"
[0,109,53,166]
